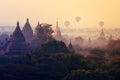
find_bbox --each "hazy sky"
[0,0,120,29]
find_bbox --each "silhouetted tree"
[35,23,54,43]
[64,69,113,80]
[107,40,120,56]
[39,40,69,54]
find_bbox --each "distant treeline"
[0,40,119,80]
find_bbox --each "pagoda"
[97,28,106,41]
[68,40,75,53]
[22,18,33,43]
[55,21,64,41]
[6,21,28,55]
[54,20,68,44]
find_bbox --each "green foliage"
[35,23,54,42]
[0,44,120,80]
[106,57,120,69]
[89,48,105,58]
[107,40,120,56]
[39,40,69,54]
[50,53,88,71]
[85,48,106,69]
[64,69,120,80]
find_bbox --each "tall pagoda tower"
[56,21,62,38]
[6,22,28,55]
[55,20,64,41]
[97,28,106,41]
[22,18,33,43]
[68,40,75,53]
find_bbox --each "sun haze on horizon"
[0,0,120,29]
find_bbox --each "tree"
[35,23,54,43]
[107,40,120,57]
[39,40,69,54]
[64,69,112,80]
[31,23,55,51]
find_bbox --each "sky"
[0,0,120,29]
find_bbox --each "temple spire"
[56,20,59,30]
[27,18,29,22]
[100,28,105,37]
[56,19,58,27]
[22,18,33,42]
[17,21,19,27]
[15,21,21,32]
[38,21,40,26]
[68,39,75,53]
[5,21,28,55]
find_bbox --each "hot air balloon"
[99,21,104,27]
[75,16,80,22]
[64,21,70,27]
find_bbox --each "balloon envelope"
[99,21,104,27]
[64,21,70,27]
[75,16,80,22]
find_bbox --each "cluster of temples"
[0,18,115,56]
[0,18,69,56]
[0,19,34,56]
